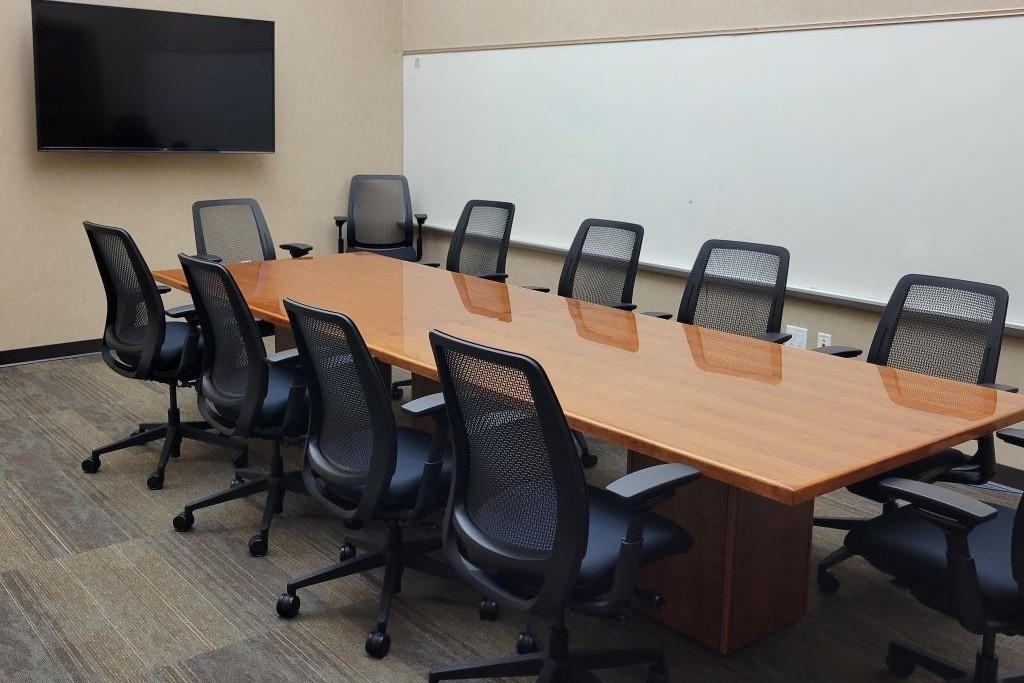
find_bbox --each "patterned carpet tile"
[1,355,1023,682]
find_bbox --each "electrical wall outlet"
[785,325,808,349]
[816,332,832,348]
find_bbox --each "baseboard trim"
[0,339,103,367]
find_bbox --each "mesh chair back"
[446,200,515,276]
[679,240,790,337]
[84,222,164,374]
[179,254,267,434]
[193,198,275,264]
[430,330,588,614]
[285,299,397,523]
[347,175,413,248]
[868,275,1008,384]
[557,219,643,306]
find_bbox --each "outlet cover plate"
[786,325,808,349]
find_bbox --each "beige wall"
[1,0,402,351]
[404,0,1023,52]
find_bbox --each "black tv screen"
[31,1,274,152]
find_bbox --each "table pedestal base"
[628,451,813,654]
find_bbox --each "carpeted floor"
[0,353,1021,682]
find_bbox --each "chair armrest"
[980,382,1019,393]
[334,215,347,229]
[758,331,792,344]
[997,427,1024,448]
[279,242,313,258]
[401,392,446,417]
[878,478,997,528]
[423,262,442,268]
[606,463,701,507]
[165,304,197,319]
[157,284,171,295]
[812,345,863,358]
[605,302,638,312]
[522,285,551,293]
[267,348,301,366]
[641,311,673,320]
[478,272,509,282]
[576,463,701,616]
[414,213,428,226]
[192,254,223,263]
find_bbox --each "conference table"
[154,252,1024,654]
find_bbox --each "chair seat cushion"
[207,363,306,435]
[352,245,417,262]
[326,427,452,512]
[573,488,693,598]
[257,364,300,428]
[845,502,1023,617]
[158,322,202,371]
[118,321,201,377]
[847,448,968,502]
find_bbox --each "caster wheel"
[886,646,916,678]
[580,451,598,469]
[339,542,356,562]
[81,457,100,474]
[365,631,391,659]
[516,631,537,655]
[232,451,249,468]
[248,534,268,557]
[646,664,669,683]
[276,593,300,619]
[173,511,194,532]
[479,598,499,621]
[817,568,840,594]
[146,472,164,490]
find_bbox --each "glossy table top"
[154,253,1024,504]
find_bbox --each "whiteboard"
[404,17,1024,323]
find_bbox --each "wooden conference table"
[154,252,1024,654]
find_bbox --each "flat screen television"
[31,0,274,153]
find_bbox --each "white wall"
[405,16,1024,322]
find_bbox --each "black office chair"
[643,239,792,344]
[527,218,644,310]
[334,175,427,260]
[526,218,644,467]
[815,274,1015,593]
[392,199,516,399]
[427,330,700,683]
[82,222,245,490]
[193,198,312,262]
[171,254,309,557]
[424,200,516,279]
[274,299,453,658]
[837,473,1024,683]
[193,198,312,337]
